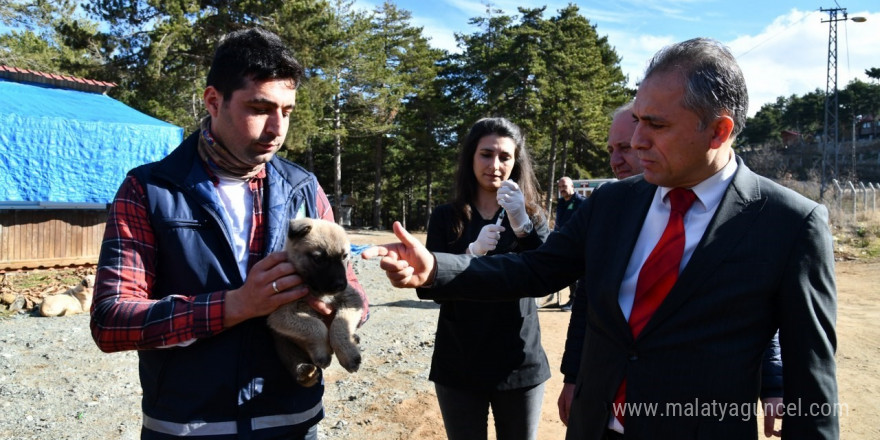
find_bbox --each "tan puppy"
[39,280,93,317]
[267,218,364,387]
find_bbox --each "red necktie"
[613,188,697,426]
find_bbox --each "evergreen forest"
[2,0,879,229]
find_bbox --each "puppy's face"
[285,218,351,295]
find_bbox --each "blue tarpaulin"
[0,78,183,205]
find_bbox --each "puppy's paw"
[335,347,362,373]
[296,364,321,388]
[312,353,332,369]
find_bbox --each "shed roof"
[0,65,116,93]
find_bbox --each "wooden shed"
[0,66,183,271]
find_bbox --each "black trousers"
[603,429,625,440]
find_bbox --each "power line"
[737,10,817,59]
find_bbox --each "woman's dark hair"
[450,117,544,240]
[206,28,305,100]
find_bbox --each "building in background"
[0,66,183,270]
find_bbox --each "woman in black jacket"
[423,117,551,440]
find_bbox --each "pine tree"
[342,1,440,228]
[0,0,107,77]
[539,5,627,209]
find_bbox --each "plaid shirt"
[92,166,363,352]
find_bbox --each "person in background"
[552,176,585,311]
[364,37,837,439]
[556,100,785,437]
[549,104,639,312]
[424,117,551,440]
[606,101,641,180]
[90,28,367,440]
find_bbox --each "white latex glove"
[496,180,530,236]
[467,224,506,256]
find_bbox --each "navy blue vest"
[127,132,323,439]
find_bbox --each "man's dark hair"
[206,28,305,100]
[643,37,748,138]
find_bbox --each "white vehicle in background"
[568,178,617,198]
[541,178,617,308]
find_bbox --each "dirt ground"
[1,229,872,439]
[348,229,880,440]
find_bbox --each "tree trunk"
[333,93,343,224]
[400,195,406,229]
[425,162,433,230]
[372,135,384,229]
[305,146,314,172]
[545,117,559,213]
[559,130,569,177]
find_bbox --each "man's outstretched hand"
[361,221,436,288]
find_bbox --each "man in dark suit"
[363,37,837,439]
[557,100,785,438]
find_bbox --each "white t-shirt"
[215,176,254,281]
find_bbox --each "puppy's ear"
[288,220,312,240]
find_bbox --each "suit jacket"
[423,158,838,439]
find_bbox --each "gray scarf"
[196,117,266,181]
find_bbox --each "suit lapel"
[637,158,766,339]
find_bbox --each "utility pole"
[820,6,842,199]
[852,114,858,181]
[819,5,867,198]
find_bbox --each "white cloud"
[730,9,879,115]
[350,0,379,13]
[351,0,466,53]
[604,31,677,86]
[446,0,492,18]
[412,18,461,53]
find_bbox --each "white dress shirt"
[610,155,738,433]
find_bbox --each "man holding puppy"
[365,38,837,439]
[91,28,366,440]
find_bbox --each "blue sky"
[353,0,880,116]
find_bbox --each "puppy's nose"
[328,279,348,292]
[312,278,348,294]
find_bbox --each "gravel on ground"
[0,253,441,440]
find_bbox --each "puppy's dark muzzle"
[309,280,348,295]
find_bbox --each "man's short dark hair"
[206,28,305,100]
[643,38,748,138]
